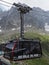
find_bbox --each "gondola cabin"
[3,38,42,61]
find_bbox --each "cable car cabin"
[3,38,42,61]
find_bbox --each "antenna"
[13,3,32,38]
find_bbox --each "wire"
[0,0,15,7]
[0,0,32,9]
[0,2,11,7]
[0,0,13,5]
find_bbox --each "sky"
[0,0,49,11]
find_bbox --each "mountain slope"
[0,4,49,30]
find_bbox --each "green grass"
[25,56,49,65]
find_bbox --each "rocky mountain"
[0,8,8,24]
[0,4,49,30]
[0,8,4,18]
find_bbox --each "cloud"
[21,0,49,11]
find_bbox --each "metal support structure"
[13,3,32,39]
[20,12,24,38]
